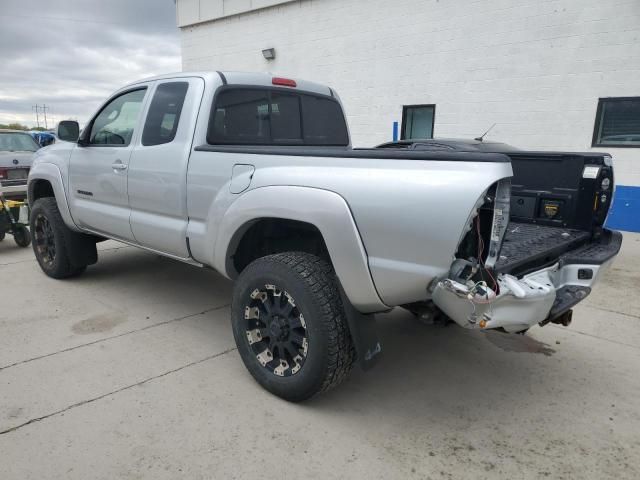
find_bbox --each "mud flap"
[67,232,98,268]
[338,283,382,371]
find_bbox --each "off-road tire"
[231,252,356,402]
[13,225,31,247]
[30,197,93,279]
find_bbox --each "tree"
[0,123,29,131]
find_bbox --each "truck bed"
[495,222,622,276]
[495,222,591,275]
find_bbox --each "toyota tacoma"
[27,72,622,401]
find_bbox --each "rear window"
[0,132,39,152]
[208,87,349,146]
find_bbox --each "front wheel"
[231,252,355,402]
[30,198,93,278]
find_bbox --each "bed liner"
[494,221,624,277]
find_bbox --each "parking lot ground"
[1,234,639,479]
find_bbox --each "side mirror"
[57,120,80,143]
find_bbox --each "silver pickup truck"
[28,72,622,401]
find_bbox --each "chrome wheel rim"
[244,284,308,377]
[33,214,56,267]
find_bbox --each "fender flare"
[28,162,81,232]
[214,186,389,314]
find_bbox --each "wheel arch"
[216,186,388,313]
[227,217,330,276]
[28,163,80,232]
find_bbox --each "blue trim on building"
[606,185,640,233]
[393,121,399,142]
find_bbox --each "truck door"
[68,87,150,241]
[127,77,204,258]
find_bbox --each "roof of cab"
[127,71,333,97]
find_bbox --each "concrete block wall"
[179,0,640,229]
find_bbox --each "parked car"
[0,129,39,200]
[27,72,622,401]
[29,131,56,147]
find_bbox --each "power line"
[42,104,49,130]
[32,105,40,129]
[32,105,50,129]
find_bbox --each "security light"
[262,48,276,60]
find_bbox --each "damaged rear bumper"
[432,230,622,333]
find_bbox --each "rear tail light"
[593,166,614,226]
[272,77,297,88]
[0,169,7,179]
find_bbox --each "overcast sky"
[0,0,181,128]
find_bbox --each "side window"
[208,88,349,146]
[142,82,189,146]
[90,89,146,146]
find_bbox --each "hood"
[0,150,35,169]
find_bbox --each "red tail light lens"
[0,169,7,179]
[272,77,297,88]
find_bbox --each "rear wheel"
[0,232,5,241]
[30,198,93,278]
[231,252,355,402]
[13,226,31,247]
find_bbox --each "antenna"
[474,123,496,142]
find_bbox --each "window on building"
[142,82,189,147]
[402,105,435,140]
[593,97,640,147]
[208,88,349,146]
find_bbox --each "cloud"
[0,0,181,128]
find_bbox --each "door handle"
[112,161,128,171]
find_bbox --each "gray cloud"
[0,0,181,128]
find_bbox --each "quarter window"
[208,88,349,146]
[142,82,189,146]
[593,97,640,147]
[402,105,435,140]
[89,89,146,146]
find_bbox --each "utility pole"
[41,104,49,129]
[32,105,40,128]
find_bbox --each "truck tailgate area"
[495,222,622,277]
[495,222,590,275]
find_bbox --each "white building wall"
[179,0,640,186]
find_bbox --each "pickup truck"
[28,72,622,401]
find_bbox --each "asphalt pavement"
[1,234,639,479]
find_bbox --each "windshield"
[0,132,40,152]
